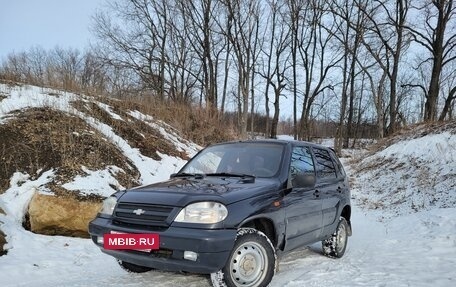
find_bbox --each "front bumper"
[88,217,236,274]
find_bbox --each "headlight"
[174,202,228,224]
[100,196,117,216]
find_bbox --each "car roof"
[209,139,333,150]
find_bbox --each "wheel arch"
[340,205,352,236]
[238,217,278,248]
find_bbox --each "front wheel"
[211,228,276,287]
[322,217,349,258]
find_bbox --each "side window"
[313,148,337,180]
[290,146,315,186]
[329,149,346,178]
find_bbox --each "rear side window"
[312,148,337,180]
[290,146,315,185]
[329,149,346,178]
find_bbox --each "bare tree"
[220,0,262,138]
[357,0,411,134]
[328,0,368,152]
[177,0,223,110]
[298,0,341,141]
[80,51,107,94]
[259,0,291,138]
[405,0,456,121]
[438,60,456,120]
[285,0,306,140]
[92,0,170,99]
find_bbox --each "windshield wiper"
[171,173,205,179]
[206,172,255,178]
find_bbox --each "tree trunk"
[270,89,280,139]
[425,55,443,121]
[439,86,456,121]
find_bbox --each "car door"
[312,147,341,234]
[283,145,322,251]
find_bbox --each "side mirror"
[293,172,316,188]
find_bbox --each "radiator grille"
[113,203,175,229]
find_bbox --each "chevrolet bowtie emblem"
[133,208,146,215]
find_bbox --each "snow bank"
[62,166,124,197]
[0,170,55,224]
[351,131,456,218]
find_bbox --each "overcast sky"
[0,0,104,59]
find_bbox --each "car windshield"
[179,142,285,178]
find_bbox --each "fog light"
[97,236,104,244]
[184,251,198,261]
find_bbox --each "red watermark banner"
[103,233,160,250]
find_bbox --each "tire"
[117,260,153,273]
[211,228,277,287]
[322,217,349,258]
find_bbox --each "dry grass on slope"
[0,108,140,194]
[72,100,188,160]
[111,96,237,146]
[363,121,456,158]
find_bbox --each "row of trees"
[1,0,455,152]
[0,46,110,95]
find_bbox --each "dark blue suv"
[89,140,352,287]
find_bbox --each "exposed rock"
[0,207,6,256]
[28,193,102,238]
[0,229,6,256]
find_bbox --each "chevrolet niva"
[89,140,352,287]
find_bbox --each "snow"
[273,206,456,287]
[1,189,455,286]
[79,113,186,184]
[0,83,197,187]
[0,170,55,223]
[62,166,125,197]
[352,132,456,219]
[96,102,124,121]
[1,83,455,286]
[376,132,455,162]
[0,85,76,123]
[128,110,200,155]
[277,135,295,141]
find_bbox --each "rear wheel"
[117,260,153,273]
[322,217,348,258]
[211,228,276,287]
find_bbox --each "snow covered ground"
[352,131,456,219]
[1,84,455,286]
[1,187,455,286]
[1,145,455,286]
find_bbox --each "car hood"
[118,176,281,206]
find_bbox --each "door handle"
[313,190,320,198]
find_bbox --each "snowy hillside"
[1,84,455,286]
[0,83,200,252]
[351,129,456,219]
[0,83,200,190]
